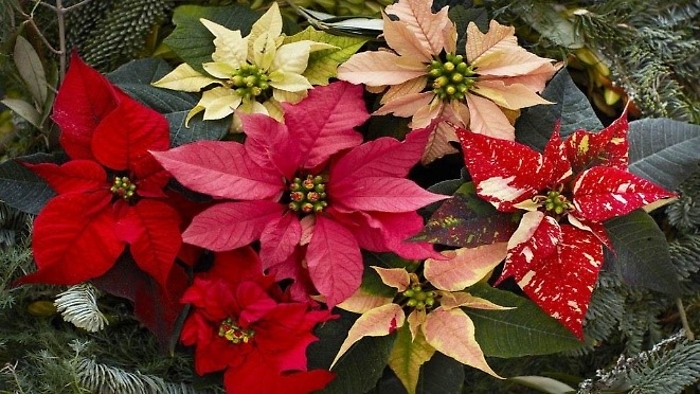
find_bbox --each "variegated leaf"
[413,182,518,248]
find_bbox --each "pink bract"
[153,81,447,307]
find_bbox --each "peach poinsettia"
[337,0,557,163]
[332,243,510,394]
[152,2,334,123]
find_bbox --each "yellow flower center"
[427,53,476,102]
[218,317,255,345]
[110,176,136,200]
[401,274,437,311]
[531,187,575,217]
[288,174,328,214]
[229,63,270,100]
[543,190,574,215]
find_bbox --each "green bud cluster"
[288,174,328,214]
[543,190,573,215]
[402,285,437,311]
[427,53,476,101]
[230,63,270,100]
[110,176,136,199]
[218,317,255,345]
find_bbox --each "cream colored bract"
[152,2,334,124]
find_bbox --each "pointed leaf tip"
[422,307,501,378]
[330,303,405,369]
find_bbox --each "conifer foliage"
[1,0,700,393]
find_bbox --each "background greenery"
[0,0,699,393]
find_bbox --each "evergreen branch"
[0,361,27,394]
[73,356,206,394]
[54,283,108,333]
[578,331,700,393]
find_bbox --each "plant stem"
[35,0,94,84]
[676,298,695,340]
[55,0,66,84]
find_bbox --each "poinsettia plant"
[2,0,700,393]
[457,112,676,338]
[17,53,182,289]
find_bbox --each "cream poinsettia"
[152,2,334,123]
[332,243,510,394]
[337,0,558,163]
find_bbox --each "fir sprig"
[54,284,108,333]
[578,331,700,393]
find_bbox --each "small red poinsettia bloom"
[18,53,181,288]
[153,81,447,307]
[457,113,676,338]
[180,247,335,394]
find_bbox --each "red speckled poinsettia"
[180,247,335,394]
[153,81,447,307]
[17,53,181,288]
[457,113,676,338]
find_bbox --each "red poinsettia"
[18,53,181,288]
[457,114,676,338]
[152,81,446,307]
[180,247,335,394]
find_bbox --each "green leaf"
[288,4,383,37]
[109,58,194,113]
[412,182,518,247]
[388,325,435,394]
[1,98,42,128]
[604,209,680,295]
[515,69,603,151]
[108,59,228,146]
[427,178,463,196]
[14,36,47,106]
[309,310,395,394]
[467,283,585,358]
[508,376,576,394]
[628,118,700,191]
[448,5,488,55]
[163,4,261,73]
[0,153,57,215]
[164,112,229,147]
[415,352,465,394]
[519,5,584,49]
[360,262,399,298]
[364,251,416,270]
[365,114,411,141]
[284,27,367,86]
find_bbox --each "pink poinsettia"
[180,247,335,394]
[457,114,676,338]
[152,81,447,307]
[18,53,181,288]
[337,0,556,163]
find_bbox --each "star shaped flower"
[457,113,676,338]
[332,243,511,393]
[180,248,335,394]
[18,54,181,288]
[337,0,557,163]
[152,81,447,307]
[152,2,333,123]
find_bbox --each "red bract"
[458,115,676,338]
[153,81,447,307]
[18,53,181,288]
[180,248,335,394]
